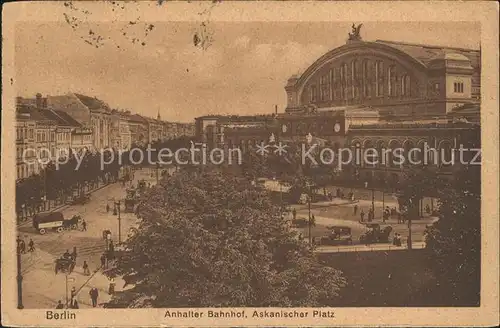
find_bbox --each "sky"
[15,6,480,122]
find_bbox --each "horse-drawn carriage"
[33,212,82,234]
[359,223,393,244]
[55,256,76,274]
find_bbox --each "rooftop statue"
[348,23,363,41]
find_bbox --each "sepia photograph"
[1,1,498,327]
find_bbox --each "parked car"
[359,223,392,244]
[317,226,353,245]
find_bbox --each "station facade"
[195,27,480,185]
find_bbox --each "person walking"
[55,300,64,309]
[83,261,90,276]
[71,247,77,261]
[106,204,110,213]
[70,298,79,309]
[70,286,77,300]
[19,239,26,254]
[353,204,358,216]
[100,253,107,270]
[89,287,99,308]
[292,208,297,221]
[360,210,365,222]
[108,277,116,295]
[81,219,87,231]
[28,238,35,252]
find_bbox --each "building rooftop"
[374,40,480,68]
[73,93,111,112]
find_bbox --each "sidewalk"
[314,241,426,253]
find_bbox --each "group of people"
[16,236,35,254]
[358,207,375,223]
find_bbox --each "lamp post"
[114,201,122,244]
[407,198,413,250]
[364,181,375,219]
[307,181,312,245]
[16,238,24,309]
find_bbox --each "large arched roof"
[295,41,428,90]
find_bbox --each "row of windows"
[16,127,35,141]
[17,164,36,180]
[454,82,464,93]
[309,60,412,103]
[57,132,71,142]
[36,131,56,143]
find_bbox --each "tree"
[106,168,346,307]
[425,164,480,305]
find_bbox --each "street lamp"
[114,201,122,244]
[16,238,24,309]
[364,181,375,221]
[307,181,312,245]
[407,198,413,250]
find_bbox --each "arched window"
[341,63,348,100]
[401,74,411,97]
[388,65,396,97]
[351,60,358,99]
[330,69,336,101]
[362,60,370,98]
[375,61,384,97]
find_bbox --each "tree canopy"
[107,168,346,307]
[425,164,481,305]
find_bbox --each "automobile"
[68,194,91,205]
[32,212,81,234]
[317,226,353,245]
[359,223,393,244]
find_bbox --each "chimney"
[35,93,42,109]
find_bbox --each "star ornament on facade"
[256,142,270,156]
[273,142,288,156]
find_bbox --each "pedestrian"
[81,219,87,231]
[70,286,77,299]
[353,204,358,215]
[108,277,116,295]
[360,210,365,222]
[89,287,99,308]
[83,261,90,276]
[55,300,64,309]
[106,204,110,213]
[28,238,35,252]
[397,212,402,224]
[100,253,107,269]
[70,298,79,309]
[71,247,77,261]
[292,208,297,220]
[19,239,26,254]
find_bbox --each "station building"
[195,26,480,184]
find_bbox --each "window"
[454,82,464,93]
[341,63,348,100]
[362,60,370,98]
[351,60,357,99]
[29,129,34,139]
[310,85,317,102]
[401,74,411,96]
[329,69,335,100]
[375,61,384,97]
[319,76,328,101]
[387,65,396,96]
